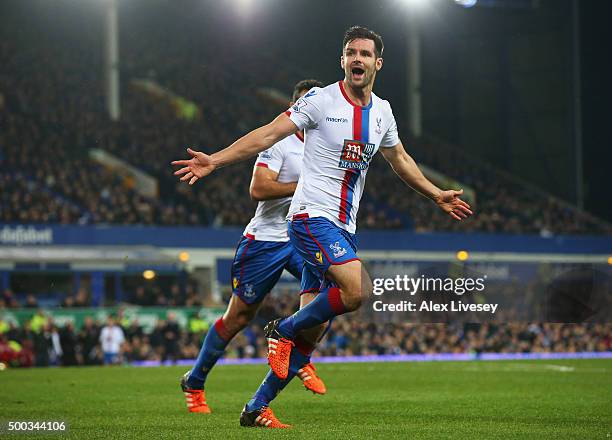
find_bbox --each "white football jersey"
[243,133,304,241]
[286,81,400,233]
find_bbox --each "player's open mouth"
[351,67,365,80]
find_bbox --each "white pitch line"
[543,364,576,372]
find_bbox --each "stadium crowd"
[1,311,610,368]
[2,281,611,368]
[2,288,91,309]
[1,7,610,235]
[1,279,205,309]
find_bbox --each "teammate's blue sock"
[246,347,310,411]
[186,318,232,389]
[277,287,345,339]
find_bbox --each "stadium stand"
[1,14,610,234]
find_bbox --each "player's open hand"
[171,148,216,185]
[434,189,473,221]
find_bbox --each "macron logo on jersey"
[326,116,349,123]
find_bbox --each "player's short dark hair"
[342,25,384,58]
[292,79,324,102]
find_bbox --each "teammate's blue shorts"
[288,215,359,294]
[231,234,305,304]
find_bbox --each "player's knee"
[341,278,372,312]
[234,310,255,329]
[341,285,364,311]
[224,310,254,334]
[221,318,240,336]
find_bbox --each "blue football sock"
[277,287,345,339]
[246,348,310,411]
[186,318,231,389]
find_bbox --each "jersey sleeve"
[286,87,325,130]
[254,142,285,173]
[379,103,400,148]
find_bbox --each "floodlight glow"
[403,0,428,6]
[455,0,478,7]
[456,250,469,261]
[235,0,255,17]
[143,270,156,280]
[399,0,431,14]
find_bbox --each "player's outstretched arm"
[172,113,298,185]
[380,141,473,221]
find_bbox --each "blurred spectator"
[60,322,78,366]
[0,334,16,366]
[74,289,91,307]
[17,339,34,367]
[162,312,181,363]
[2,290,19,308]
[79,317,101,365]
[149,320,165,359]
[130,286,152,306]
[33,325,51,367]
[24,294,38,308]
[30,310,48,333]
[49,323,63,365]
[168,284,184,307]
[99,315,125,365]
[125,319,144,341]
[189,310,209,335]
[6,322,20,341]
[62,295,75,308]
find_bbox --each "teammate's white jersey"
[243,133,304,241]
[286,81,400,233]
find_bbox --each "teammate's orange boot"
[240,405,291,428]
[298,362,327,395]
[180,372,211,413]
[264,319,294,379]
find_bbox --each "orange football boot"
[180,372,211,414]
[240,405,291,428]
[298,362,327,395]
[264,319,294,379]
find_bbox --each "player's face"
[341,38,383,89]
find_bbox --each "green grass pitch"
[1,359,610,439]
